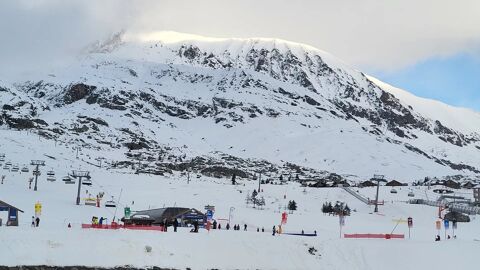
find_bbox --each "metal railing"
[409,199,480,215]
[342,187,370,205]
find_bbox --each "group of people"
[91,216,106,225]
[31,216,40,227]
[435,234,457,241]
[159,218,180,232]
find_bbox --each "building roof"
[0,200,24,212]
[131,207,205,224]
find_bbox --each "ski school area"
[1,152,480,269]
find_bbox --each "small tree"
[256,196,266,209]
[288,200,297,211]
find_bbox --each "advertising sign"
[34,202,42,217]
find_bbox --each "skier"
[272,225,276,236]
[244,224,247,231]
[262,227,265,232]
[226,223,230,230]
[218,223,222,230]
[68,223,72,228]
[257,228,259,232]
[173,218,178,232]
[35,217,40,227]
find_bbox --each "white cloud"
[1,0,480,76]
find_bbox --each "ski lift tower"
[372,174,387,213]
[70,170,91,205]
[30,160,45,191]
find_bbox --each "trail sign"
[124,207,131,219]
[206,210,214,221]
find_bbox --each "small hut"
[444,180,461,189]
[386,180,406,187]
[0,200,24,226]
[359,180,376,187]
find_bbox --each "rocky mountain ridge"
[1,32,479,181]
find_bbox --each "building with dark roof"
[123,207,206,226]
[0,200,24,226]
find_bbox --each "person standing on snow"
[244,224,247,231]
[272,225,276,236]
[173,218,178,232]
[35,217,40,227]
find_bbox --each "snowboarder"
[35,217,40,227]
[173,218,178,232]
[99,217,104,225]
[272,225,276,236]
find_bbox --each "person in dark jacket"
[173,218,179,232]
[272,225,276,236]
[35,217,40,227]
[244,224,247,231]
[226,223,230,230]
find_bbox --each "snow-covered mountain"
[1,31,480,181]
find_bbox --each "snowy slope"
[1,31,480,181]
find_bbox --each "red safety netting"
[344,233,404,239]
[81,224,165,231]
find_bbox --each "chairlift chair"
[21,166,29,172]
[62,176,75,184]
[47,171,55,177]
[84,197,97,206]
[408,191,415,197]
[47,176,56,182]
[105,197,117,208]
[82,178,92,186]
[11,165,19,172]
[390,188,398,194]
[5,161,12,166]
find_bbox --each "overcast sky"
[1,0,479,109]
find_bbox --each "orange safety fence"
[344,233,404,239]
